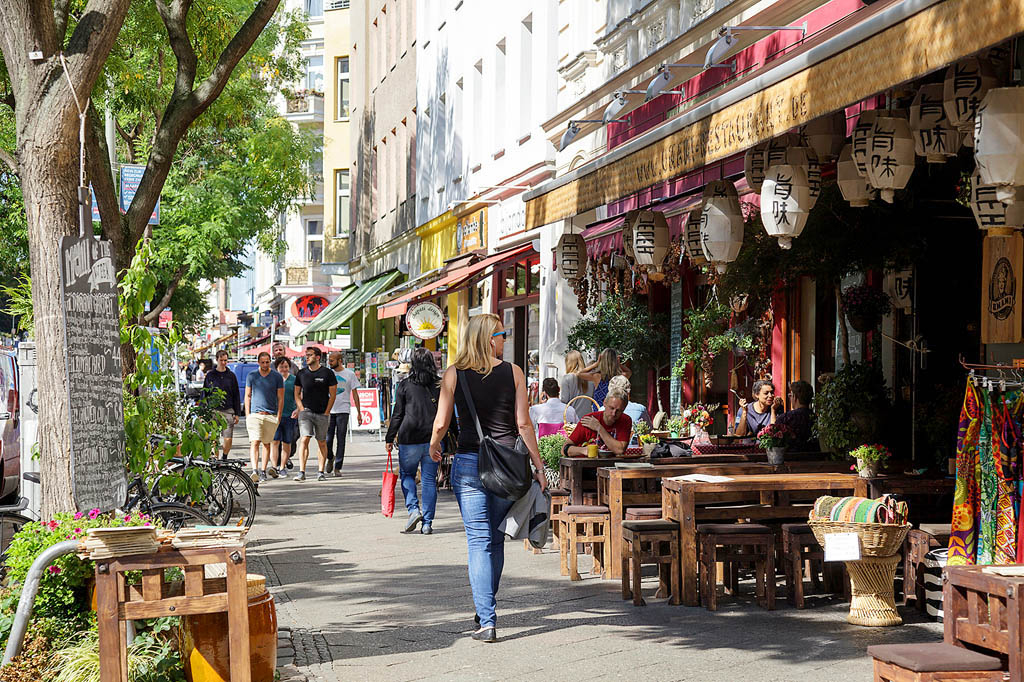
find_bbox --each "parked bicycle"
[123,474,213,530]
[0,477,34,581]
[150,455,258,528]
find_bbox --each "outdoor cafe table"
[661,473,869,606]
[596,460,853,580]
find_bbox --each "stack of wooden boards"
[171,526,247,549]
[80,527,163,559]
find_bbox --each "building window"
[306,55,324,92]
[494,39,506,151]
[305,0,323,18]
[520,16,532,134]
[335,57,350,119]
[306,219,323,263]
[335,170,350,237]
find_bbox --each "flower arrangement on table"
[756,422,796,450]
[841,285,892,319]
[633,420,659,445]
[665,416,685,437]
[849,443,892,474]
[681,403,719,431]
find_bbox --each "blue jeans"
[398,443,438,524]
[451,453,516,628]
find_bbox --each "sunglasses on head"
[492,331,508,339]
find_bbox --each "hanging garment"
[948,381,982,565]
[993,396,1017,565]
[977,389,997,565]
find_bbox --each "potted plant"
[757,423,795,465]
[633,421,659,456]
[538,434,568,488]
[850,443,892,478]
[841,284,892,332]
[666,416,685,439]
[681,402,718,443]
[816,361,889,457]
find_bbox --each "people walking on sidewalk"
[272,343,300,469]
[327,351,362,477]
[386,347,454,535]
[430,314,547,643]
[294,346,337,482]
[204,349,240,460]
[272,356,298,477]
[245,352,284,482]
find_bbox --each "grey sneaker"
[258,470,268,482]
[317,472,327,482]
[404,511,423,533]
[333,469,342,478]
[295,472,306,482]
[267,467,279,479]
[277,467,289,478]
[421,524,433,535]
[250,470,260,484]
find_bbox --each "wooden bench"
[903,524,951,609]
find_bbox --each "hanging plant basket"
[847,312,881,333]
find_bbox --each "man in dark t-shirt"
[294,346,337,481]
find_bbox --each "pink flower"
[47,520,58,530]
[88,509,100,519]
[144,522,151,527]
[74,512,83,520]
[74,528,82,534]
[124,515,131,521]
[47,566,61,575]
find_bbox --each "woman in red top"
[563,375,633,456]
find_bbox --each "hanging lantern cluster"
[555,231,587,282]
[699,180,744,274]
[970,167,1024,230]
[802,111,846,162]
[863,115,916,203]
[629,210,670,273]
[837,143,874,207]
[944,57,999,147]
[760,163,811,249]
[683,209,707,266]
[743,136,790,192]
[910,83,959,163]
[851,110,880,177]
[974,87,1024,205]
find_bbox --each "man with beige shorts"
[245,352,285,482]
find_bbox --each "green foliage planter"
[816,362,889,457]
[567,296,667,367]
[671,303,756,385]
[538,434,568,488]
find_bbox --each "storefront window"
[502,308,517,365]
[529,259,540,293]
[527,302,540,394]
[515,264,527,295]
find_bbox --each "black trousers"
[327,412,348,469]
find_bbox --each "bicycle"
[123,475,214,531]
[150,455,258,528]
[0,483,34,582]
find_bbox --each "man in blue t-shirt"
[245,352,284,482]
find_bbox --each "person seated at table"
[734,379,783,438]
[562,375,633,457]
[578,348,632,404]
[776,379,816,451]
[530,377,578,438]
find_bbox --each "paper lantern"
[910,84,959,164]
[975,87,1024,204]
[683,209,707,266]
[944,57,999,145]
[699,180,744,274]
[851,110,880,177]
[622,216,635,261]
[802,111,846,162]
[837,143,874,207]
[785,145,821,208]
[629,210,670,269]
[556,232,587,281]
[761,164,811,249]
[970,167,1024,230]
[743,136,790,192]
[864,115,916,203]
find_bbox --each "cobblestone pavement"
[237,434,943,682]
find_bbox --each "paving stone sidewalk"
[238,434,943,682]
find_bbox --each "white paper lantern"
[699,180,744,274]
[622,213,636,260]
[970,167,1024,230]
[864,115,916,203]
[910,83,960,163]
[630,210,670,269]
[556,232,587,281]
[851,110,880,177]
[837,143,875,207]
[785,145,821,208]
[944,57,999,145]
[743,136,791,192]
[683,209,707,266]
[761,164,811,249]
[975,87,1024,204]
[802,111,846,162]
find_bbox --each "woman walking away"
[430,314,547,643]
[559,350,592,404]
[579,348,632,405]
[386,347,452,535]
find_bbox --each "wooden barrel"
[182,573,278,682]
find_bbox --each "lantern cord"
[58,53,90,191]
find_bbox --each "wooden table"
[662,473,868,606]
[944,565,1024,681]
[865,474,955,498]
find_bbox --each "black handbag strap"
[456,369,486,443]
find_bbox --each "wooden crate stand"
[943,565,1024,682]
[95,545,251,682]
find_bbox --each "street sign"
[350,388,380,431]
[119,164,159,225]
[158,310,173,329]
[59,235,127,512]
[89,186,100,222]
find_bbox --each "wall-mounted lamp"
[704,24,806,69]
[558,118,626,151]
[644,62,734,102]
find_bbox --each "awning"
[192,331,237,356]
[523,0,1024,228]
[367,266,447,308]
[378,243,535,319]
[296,270,404,343]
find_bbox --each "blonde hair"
[597,348,620,380]
[564,350,585,375]
[454,313,501,376]
[607,375,631,404]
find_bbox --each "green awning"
[296,270,403,343]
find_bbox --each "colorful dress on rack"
[977,390,997,565]
[992,395,1017,565]
[948,381,981,565]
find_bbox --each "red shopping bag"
[381,450,398,517]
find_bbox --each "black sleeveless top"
[453,362,517,453]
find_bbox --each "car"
[0,351,20,502]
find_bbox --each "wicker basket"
[807,519,911,557]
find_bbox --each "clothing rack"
[962,355,1024,391]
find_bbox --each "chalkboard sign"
[60,235,127,512]
[669,279,683,413]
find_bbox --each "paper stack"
[171,526,248,550]
[666,474,735,483]
[82,526,160,559]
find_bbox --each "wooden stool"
[560,505,609,581]
[582,492,598,506]
[549,488,570,542]
[697,523,775,611]
[624,507,662,521]
[95,545,251,682]
[868,643,1004,681]
[782,523,849,608]
[620,520,680,606]
[902,525,950,609]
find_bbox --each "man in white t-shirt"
[327,352,362,477]
[530,377,578,438]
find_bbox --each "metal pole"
[78,186,91,238]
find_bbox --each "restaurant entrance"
[494,254,541,397]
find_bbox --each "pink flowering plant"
[840,284,892,319]
[849,443,892,472]
[756,422,796,450]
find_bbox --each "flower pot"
[847,312,880,333]
[642,442,657,458]
[857,458,879,478]
[767,447,786,466]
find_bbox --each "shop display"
[699,180,743,273]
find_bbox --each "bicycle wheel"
[209,465,257,528]
[0,513,31,581]
[150,503,213,531]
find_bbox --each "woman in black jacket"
[386,348,451,535]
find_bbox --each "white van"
[0,352,20,501]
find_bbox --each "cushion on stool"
[781,523,813,535]
[563,505,610,514]
[548,488,570,497]
[697,523,772,535]
[622,520,677,532]
[867,643,1002,673]
[625,507,663,520]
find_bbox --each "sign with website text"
[456,208,487,254]
[119,164,160,225]
[350,388,380,431]
[981,231,1023,344]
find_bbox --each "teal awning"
[296,270,403,343]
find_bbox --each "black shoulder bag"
[457,369,533,500]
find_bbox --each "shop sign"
[157,309,173,329]
[291,294,330,323]
[406,302,445,340]
[981,231,1023,344]
[456,208,487,254]
[494,200,526,242]
[350,388,381,431]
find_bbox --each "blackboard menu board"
[60,235,127,512]
[669,279,683,413]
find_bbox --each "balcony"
[283,92,324,124]
[282,264,332,288]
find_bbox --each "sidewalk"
[241,434,943,682]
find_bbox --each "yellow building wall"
[324,5,352,263]
[417,212,459,364]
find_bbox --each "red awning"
[378,243,535,319]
